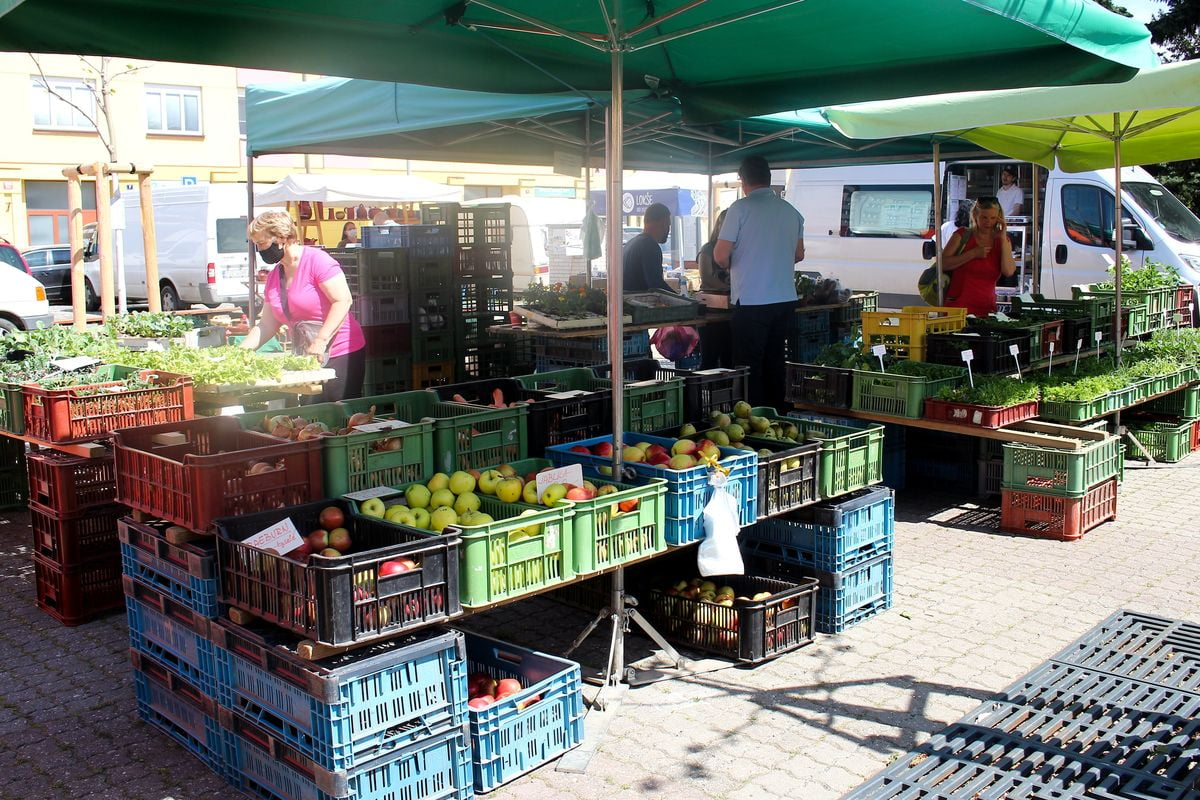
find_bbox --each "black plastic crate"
[657,366,751,422]
[1049,609,1200,693]
[455,245,512,278]
[214,498,461,647]
[410,287,455,335]
[411,329,456,362]
[784,363,852,409]
[454,275,513,316]
[755,440,820,519]
[591,357,661,383]
[409,255,454,289]
[455,312,510,350]
[458,342,513,382]
[642,574,818,664]
[924,329,1033,374]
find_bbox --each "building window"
[145,85,202,134]
[464,185,503,201]
[30,77,96,131]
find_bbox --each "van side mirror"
[1127,226,1153,251]
[83,240,97,261]
[921,240,936,260]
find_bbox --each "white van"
[87,183,264,311]
[0,242,53,331]
[784,161,1200,307]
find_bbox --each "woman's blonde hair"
[248,210,298,242]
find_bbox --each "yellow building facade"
[0,54,585,248]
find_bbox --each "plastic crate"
[1148,384,1200,418]
[1000,477,1118,541]
[456,245,512,279]
[356,295,409,327]
[977,457,1003,498]
[361,324,412,358]
[923,397,1039,430]
[410,288,454,334]
[412,360,455,389]
[132,657,229,777]
[455,312,509,350]
[118,517,220,618]
[459,343,515,382]
[124,576,219,693]
[364,223,455,257]
[0,459,27,511]
[215,498,461,646]
[463,632,584,792]
[409,255,454,288]
[363,354,411,395]
[23,366,194,444]
[643,574,818,663]
[905,429,978,494]
[742,548,894,634]
[786,330,830,364]
[455,275,513,316]
[764,412,885,500]
[622,290,700,325]
[924,329,1033,375]
[226,711,473,800]
[531,331,651,367]
[1127,416,1195,463]
[1002,433,1123,497]
[654,366,750,422]
[33,551,122,626]
[545,434,758,546]
[236,403,434,498]
[861,306,967,359]
[588,360,686,434]
[784,363,853,410]
[835,291,879,326]
[753,440,820,519]
[112,416,323,533]
[411,329,456,363]
[211,618,466,773]
[741,486,894,572]
[344,390,527,474]
[1194,418,1200,452]
[565,477,667,576]
[0,380,24,435]
[30,500,123,566]
[25,449,115,513]
[851,367,967,419]
[1073,282,1175,324]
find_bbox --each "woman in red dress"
[941,197,1017,316]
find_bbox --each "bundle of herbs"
[936,376,1039,407]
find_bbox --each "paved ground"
[2,461,1198,800]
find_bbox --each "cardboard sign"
[535,463,585,502]
[353,420,411,434]
[344,485,398,502]
[243,517,305,556]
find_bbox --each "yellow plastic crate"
[861,306,967,360]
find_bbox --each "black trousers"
[698,320,733,369]
[731,300,796,411]
[308,347,366,404]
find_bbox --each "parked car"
[21,244,99,310]
[0,239,31,275]
[0,240,53,333]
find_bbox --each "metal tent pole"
[585,110,593,289]
[1030,166,1041,295]
[1113,116,1123,367]
[247,156,258,323]
[932,141,944,305]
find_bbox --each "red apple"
[569,445,591,454]
[473,675,497,698]
[592,441,614,458]
[468,696,495,710]
[566,487,594,501]
[379,559,410,576]
[496,678,522,696]
[287,540,313,560]
[646,444,669,460]
[308,529,329,550]
[328,528,352,553]
[648,452,671,467]
[318,506,345,531]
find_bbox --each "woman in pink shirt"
[239,211,366,401]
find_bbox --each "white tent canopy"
[254,173,462,207]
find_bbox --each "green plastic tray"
[750,409,884,500]
[234,402,434,496]
[1149,384,1200,418]
[1128,417,1194,463]
[0,381,24,435]
[1002,434,1123,497]
[342,390,527,474]
[850,368,967,419]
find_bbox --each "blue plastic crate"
[742,486,894,572]
[125,580,219,697]
[463,632,585,792]
[211,619,467,774]
[133,660,230,777]
[793,308,831,336]
[363,224,454,257]
[741,549,893,634]
[119,523,220,618]
[546,434,758,545]
[786,330,830,363]
[227,716,473,800]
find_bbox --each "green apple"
[430,488,456,509]
[429,506,459,533]
[522,479,540,504]
[385,505,415,525]
[409,506,431,529]
[404,484,431,510]
[454,491,481,515]
[496,478,523,504]
[448,470,476,495]
[541,483,567,507]
[426,472,451,492]
[360,497,386,518]
[478,469,504,495]
[733,401,752,418]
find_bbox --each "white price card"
[871,344,888,358]
[546,390,590,399]
[1076,338,1084,352]
[243,517,305,555]
[960,350,975,363]
[535,464,585,502]
[353,420,411,434]
[50,356,101,372]
[343,485,399,502]
[1008,344,1021,359]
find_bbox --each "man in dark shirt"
[622,202,672,292]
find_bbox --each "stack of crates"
[1000,430,1122,540]
[831,290,879,345]
[977,438,1004,499]
[786,308,832,363]
[26,448,125,625]
[906,428,977,495]
[329,247,412,395]
[740,486,895,633]
[1132,383,1200,463]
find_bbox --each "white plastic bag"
[697,472,744,577]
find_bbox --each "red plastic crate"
[923,398,1039,430]
[23,369,194,444]
[33,551,123,626]
[1000,478,1118,541]
[1192,419,1200,452]
[30,500,124,565]
[111,416,323,533]
[25,450,117,513]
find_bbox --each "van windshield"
[216,217,249,253]
[1124,182,1200,243]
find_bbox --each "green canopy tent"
[824,58,1200,360]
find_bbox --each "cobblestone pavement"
[2,462,1198,800]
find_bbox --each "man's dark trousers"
[731,300,795,410]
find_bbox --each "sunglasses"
[974,196,1001,207]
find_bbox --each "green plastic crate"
[342,390,527,474]
[749,408,884,499]
[850,368,967,419]
[1002,434,1124,497]
[1038,397,1107,423]
[513,368,606,393]
[234,402,434,496]
[1149,384,1200,418]
[0,381,24,435]
[1128,417,1194,463]
[363,355,411,395]
[1072,283,1174,322]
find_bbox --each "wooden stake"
[62,167,87,331]
[93,162,116,319]
[138,171,162,312]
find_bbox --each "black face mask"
[258,242,285,264]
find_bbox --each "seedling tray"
[214,498,461,646]
[923,397,1039,430]
[622,290,700,325]
[850,367,967,419]
[924,329,1032,375]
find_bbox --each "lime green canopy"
[245,78,991,171]
[0,0,1158,123]
[824,59,1200,172]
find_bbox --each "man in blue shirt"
[622,202,672,293]
[713,156,804,409]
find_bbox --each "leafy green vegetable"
[937,376,1038,407]
[521,283,607,318]
[1093,256,1181,292]
[879,360,965,380]
[809,342,871,369]
[104,312,195,339]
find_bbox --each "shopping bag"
[650,325,699,361]
[697,472,744,576]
